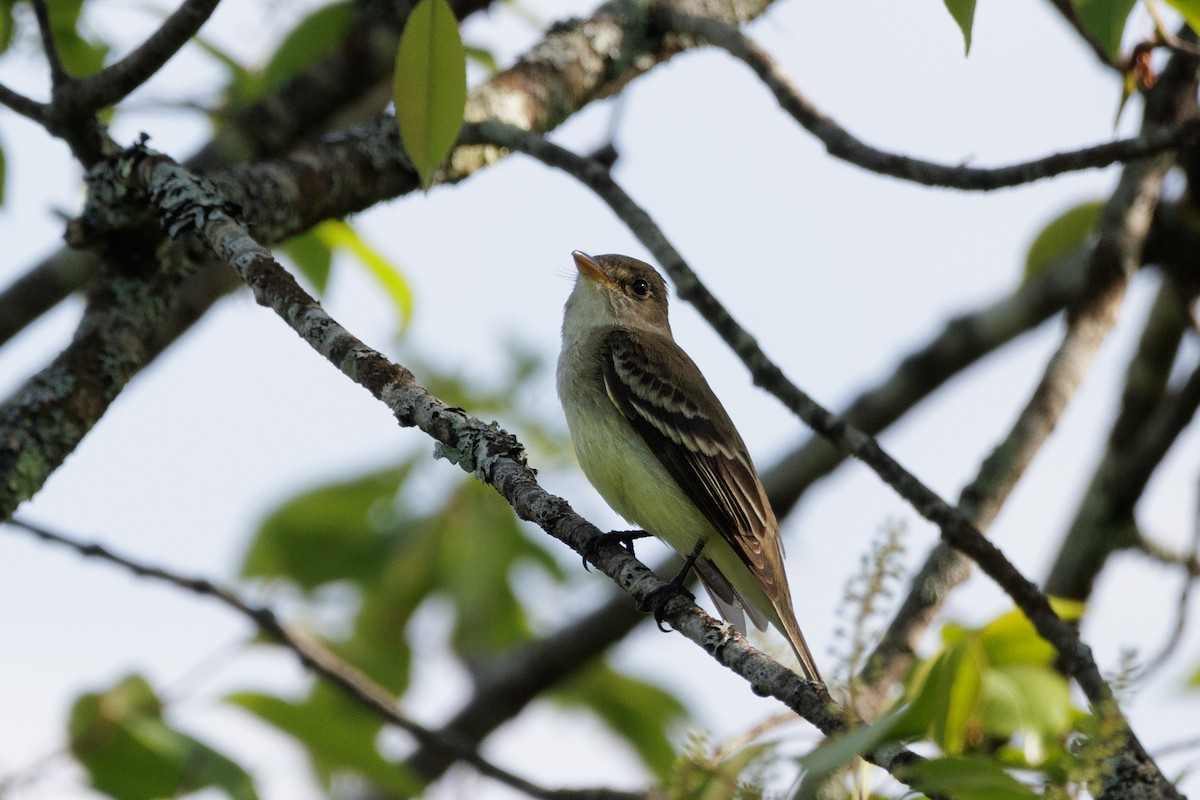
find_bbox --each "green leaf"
[228,687,420,795]
[1163,0,1200,36]
[898,642,985,754]
[44,0,109,77]
[1023,199,1104,283]
[464,43,500,74]
[0,1,15,55]
[393,0,467,189]
[978,607,1056,667]
[314,221,414,333]
[70,675,258,800]
[942,0,977,54]
[794,705,910,798]
[242,461,419,589]
[1071,0,1137,61]
[280,229,334,293]
[192,35,260,107]
[433,480,564,657]
[262,2,354,90]
[981,665,1072,752]
[0,139,6,206]
[551,663,687,779]
[901,756,1039,800]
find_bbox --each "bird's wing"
[599,328,785,602]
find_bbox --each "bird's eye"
[630,279,651,298]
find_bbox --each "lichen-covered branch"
[78,142,937,790]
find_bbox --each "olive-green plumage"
[556,251,820,682]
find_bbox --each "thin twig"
[30,0,67,87]
[1139,473,1200,678]
[65,0,222,117]
[653,10,1193,191]
[1,518,643,800]
[0,82,48,122]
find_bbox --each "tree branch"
[1045,276,1197,601]
[0,0,782,512]
[62,0,222,118]
[76,142,940,792]
[30,0,67,88]
[471,121,1181,798]
[762,248,1088,513]
[653,10,1195,191]
[0,82,47,122]
[1,518,645,800]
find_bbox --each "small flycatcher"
[556,251,820,681]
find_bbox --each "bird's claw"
[581,529,651,571]
[641,581,695,632]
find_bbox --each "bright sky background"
[1,0,1199,798]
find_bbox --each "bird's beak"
[572,251,614,288]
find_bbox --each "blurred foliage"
[68,675,256,800]
[793,600,1150,800]
[43,0,109,76]
[1023,199,1104,283]
[1071,0,1137,60]
[669,730,775,800]
[231,343,687,793]
[1165,0,1200,35]
[279,220,414,334]
[195,1,354,111]
[393,0,467,189]
[20,2,1199,799]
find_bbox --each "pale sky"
[1,1,1198,798]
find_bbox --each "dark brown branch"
[762,249,1088,513]
[0,82,47,122]
[1045,276,1197,601]
[63,0,222,118]
[2,518,643,800]
[405,589,644,780]
[31,0,67,87]
[653,10,1195,191]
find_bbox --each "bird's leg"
[581,529,652,570]
[643,540,703,632]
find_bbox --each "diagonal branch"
[762,248,1088,513]
[61,0,222,119]
[79,142,940,792]
[1045,276,1198,602]
[471,121,1181,798]
[858,36,1199,727]
[654,10,1195,191]
[2,518,645,800]
[0,0,782,515]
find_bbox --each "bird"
[556,250,821,682]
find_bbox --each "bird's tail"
[773,598,822,683]
[697,559,822,682]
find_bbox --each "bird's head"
[563,251,672,339]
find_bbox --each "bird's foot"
[581,529,652,571]
[642,545,702,632]
[641,580,696,632]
